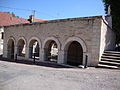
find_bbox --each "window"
[1,32,4,39]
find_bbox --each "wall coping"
[4,16,102,28]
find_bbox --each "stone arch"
[28,37,41,59]
[28,36,42,48]
[17,36,27,46]
[62,36,87,52]
[7,36,16,46]
[43,36,61,49]
[42,36,61,62]
[62,36,87,66]
[7,36,16,59]
[17,36,27,57]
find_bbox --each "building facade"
[3,16,116,66]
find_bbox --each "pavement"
[0,58,120,90]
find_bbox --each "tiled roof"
[0,12,45,26]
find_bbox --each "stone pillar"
[82,52,86,66]
[64,50,68,64]
[14,46,18,58]
[25,47,29,59]
[82,52,90,66]
[40,48,45,61]
[57,50,64,64]
[57,50,67,64]
[3,50,7,58]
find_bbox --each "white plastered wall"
[0,27,4,55]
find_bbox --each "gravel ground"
[0,60,120,90]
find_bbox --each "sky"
[0,0,105,20]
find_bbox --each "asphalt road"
[0,60,120,90]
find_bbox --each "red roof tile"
[0,12,46,26]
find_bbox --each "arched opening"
[7,39,14,59]
[44,40,58,63]
[29,40,39,59]
[17,39,26,57]
[67,41,83,66]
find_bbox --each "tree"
[11,12,20,18]
[102,0,120,44]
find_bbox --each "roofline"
[4,15,103,28]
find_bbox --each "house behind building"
[0,12,45,55]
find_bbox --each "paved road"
[0,60,120,90]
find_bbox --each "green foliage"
[11,12,16,17]
[3,12,20,18]
[102,0,110,14]
[11,12,20,18]
[102,0,120,43]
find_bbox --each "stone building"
[3,16,116,66]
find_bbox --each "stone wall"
[99,16,116,61]
[3,16,114,66]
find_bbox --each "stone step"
[104,51,120,54]
[103,53,120,57]
[101,55,120,60]
[99,50,120,69]
[99,60,120,66]
[98,64,119,69]
[101,58,120,63]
